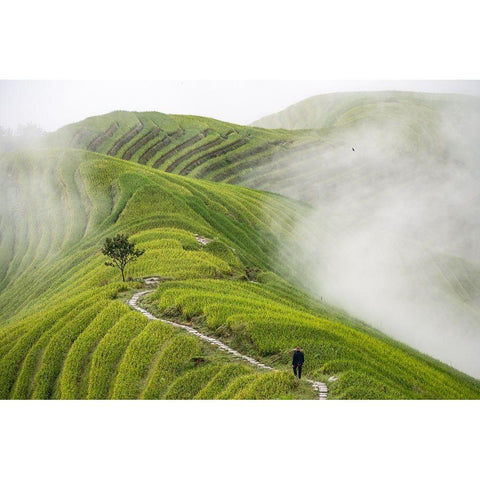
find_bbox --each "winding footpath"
[128,290,329,400]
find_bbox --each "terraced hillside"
[48,111,321,183]
[44,93,480,377]
[46,93,480,205]
[248,91,480,378]
[249,91,480,201]
[0,149,316,399]
[1,147,479,399]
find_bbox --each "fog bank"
[264,94,480,377]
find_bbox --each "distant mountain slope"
[251,90,480,131]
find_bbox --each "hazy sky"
[1,80,479,133]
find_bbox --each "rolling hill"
[0,149,319,399]
[47,110,321,184]
[41,92,480,377]
[1,91,480,397]
[0,143,479,399]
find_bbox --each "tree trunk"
[121,268,125,282]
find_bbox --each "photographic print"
[1,80,479,400]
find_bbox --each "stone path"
[194,234,212,245]
[128,290,329,400]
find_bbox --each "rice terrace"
[1,90,480,400]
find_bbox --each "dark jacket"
[292,350,304,365]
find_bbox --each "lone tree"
[102,233,145,282]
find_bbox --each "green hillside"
[1,147,479,399]
[251,90,480,130]
[0,149,315,399]
[45,93,480,204]
[247,91,480,199]
[248,91,480,378]
[54,94,477,379]
[47,110,321,184]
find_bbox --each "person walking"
[292,347,304,379]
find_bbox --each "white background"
[1,1,478,479]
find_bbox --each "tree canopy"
[102,233,145,282]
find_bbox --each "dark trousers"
[293,364,302,379]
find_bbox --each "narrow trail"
[128,290,328,400]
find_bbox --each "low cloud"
[266,96,480,377]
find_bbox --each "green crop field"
[0,149,321,399]
[1,93,480,399]
[47,110,322,184]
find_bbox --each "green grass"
[47,111,313,184]
[32,301,107,399]
[112,321,175,399]
[143,277,480,399]
[234,371,299,399]
[60,302,131,399]
[194,363,252,399]
[164,365,221,399]
[87,313,149,399]
[141,335,202,399]
[0,150,316,399]
[1,120,480,399]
